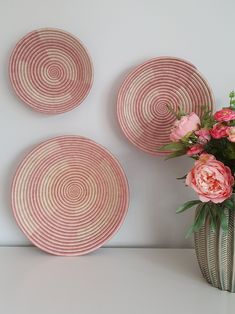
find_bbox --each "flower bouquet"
[162,92,235,292]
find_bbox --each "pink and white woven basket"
[12,136,129,256]
[117,57,214,155]
[9,28,93,114]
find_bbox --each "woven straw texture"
[194,207,235,292]
[117,57,214,155]
[11,136,129,256]
[9,28,93,114]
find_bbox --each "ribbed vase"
[194,207,235,292]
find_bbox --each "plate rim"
[9,27,94,115]
[11,135,130,256]
[117,56,215,156]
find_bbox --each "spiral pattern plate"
[9,28,93,114]
[12,136,129,256]
[117,57,214,155]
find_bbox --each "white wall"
[0,0,234,248]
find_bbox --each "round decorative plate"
[12,136,129,256]
[9,28,93,114]
[117,57,214,155]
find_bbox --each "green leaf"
[229,91,235,99]
[223,199,234,211]
[159,142,184,151]
[165,150,186,160]
[224,142,235,159]
[193,203,207,232]
[180,132,194,143]
[176,200,202,214]
[176,174,187,180]
[185,203,207,237]
[178,105,187,117]
[166,105,179,119]
[231,104,235,110]
[185,223,195,238]
[200,105,214,128]
[208,205,217,232]
[217,207,228,232]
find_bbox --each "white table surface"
[0,248,235,314]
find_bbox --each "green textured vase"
[194,206,235,292]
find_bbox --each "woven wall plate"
[9,28,93,114]
[117,57,214,155]
[12,136,129,256]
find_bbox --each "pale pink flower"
[170,113,200,142]
[186,153,234,203]
[226,127,235,142]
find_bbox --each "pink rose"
[170,113,201,142]
[195,128,211,144]
[186,144,204,156]
[186,153,234,203]
[226,127,235,142]
[210,123,228,139]
[214,108,235,122]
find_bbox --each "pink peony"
[195,128,211,144]
[186,153,234,203]
[210,123,228,139]
[214,108,235,122]
[186,144,204,156]
[170,113,201,142]
[226,127,235,142]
